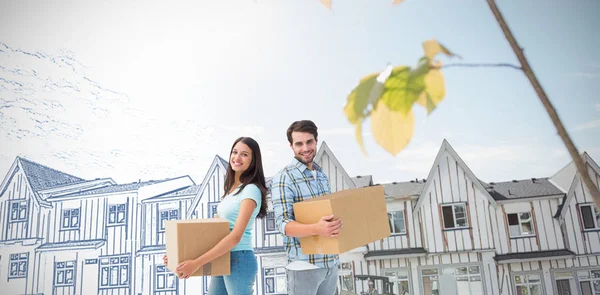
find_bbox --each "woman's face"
[230,141,252,174]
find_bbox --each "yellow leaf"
[392,0,405,4]
[354,121,367,155]
[416,67,445,114]
[423,39,455,61]
[371,102,415,156]
[319,0,332,9]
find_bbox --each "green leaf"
[379,65,427,115]
[371,101,415,156]
[344,73,381,124]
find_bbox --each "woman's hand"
[176,259,203,279]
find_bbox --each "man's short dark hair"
[286,120,318,144]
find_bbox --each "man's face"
[290,131,317,165]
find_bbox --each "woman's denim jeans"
[207,250,257,295]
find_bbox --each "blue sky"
[0,0,598,185]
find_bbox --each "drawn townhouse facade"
[0,140,599,295]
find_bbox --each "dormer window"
[441,203,468,229]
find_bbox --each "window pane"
[581,206,596,229]
[521,221,533,235]
[394,213,405,233]
[516,286,529,295]
[530,285,541,295]
[167,274,175,288]
[265,278,274,293]
[57,271,64,284]
[456,267,468,275]
[442,206,455,228]
[528,274,540,283]
[110,266,118,285]
[422,269,438,275]
[469,266,480,274]
[595,206,600,229]
[508,214,519,225]
[276,277,287,293]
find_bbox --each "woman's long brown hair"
[222,137,268,219]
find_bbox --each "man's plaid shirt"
[271,158,339,268]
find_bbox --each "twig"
[439,63,521,70]
[487,0,600,209]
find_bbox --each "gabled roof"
[315,141,356,188]
[17,157,86,191]
[143,185,202,202]
[487,178,564,201]
[351,175,373,188]
[185,155,229,218]
[558,152,600,218]
[549,160,578,193]
[382,180,425,198]
[414,140,497,214]
[52,178,174,198]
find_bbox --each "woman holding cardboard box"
[163,136,268,294]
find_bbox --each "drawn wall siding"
[1,167,42,242]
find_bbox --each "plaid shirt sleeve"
[272,172,295,236]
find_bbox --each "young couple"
[163,120,343,295]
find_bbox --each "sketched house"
[0,156,194,295]
[2,140,600,295]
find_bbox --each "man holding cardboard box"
[271,120,343,295]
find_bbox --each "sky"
[0,0,598,186]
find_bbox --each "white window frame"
[513,272,544,295]
[99,255,130,289]
[264,211,277,234]
[54,260,76,287]
[158,209,179,233]
[382,268,411,295]
[8,253,28,279]
[441,203,469,230]
[419,264,484,295]
[577,268,600,294]
[388,211,406,235]
[506,212,535,238]
[61,208,80,230]
[264,267,286,294]
[155,264,177,292]
[9,200,28,223]
[579,204,600,231]
[339,263,355,293]
[208,202,219,218]
[107,203,127,226]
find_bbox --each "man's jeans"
[287,267,339,295]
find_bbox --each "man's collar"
[290,157,321,172]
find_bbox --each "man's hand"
[313,215,343,237]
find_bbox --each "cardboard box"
[292,185,390,254]
[165,218,231,277]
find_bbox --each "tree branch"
[439,63,521,70]
[486,0,600,209]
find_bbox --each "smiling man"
[271,120,343,295]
